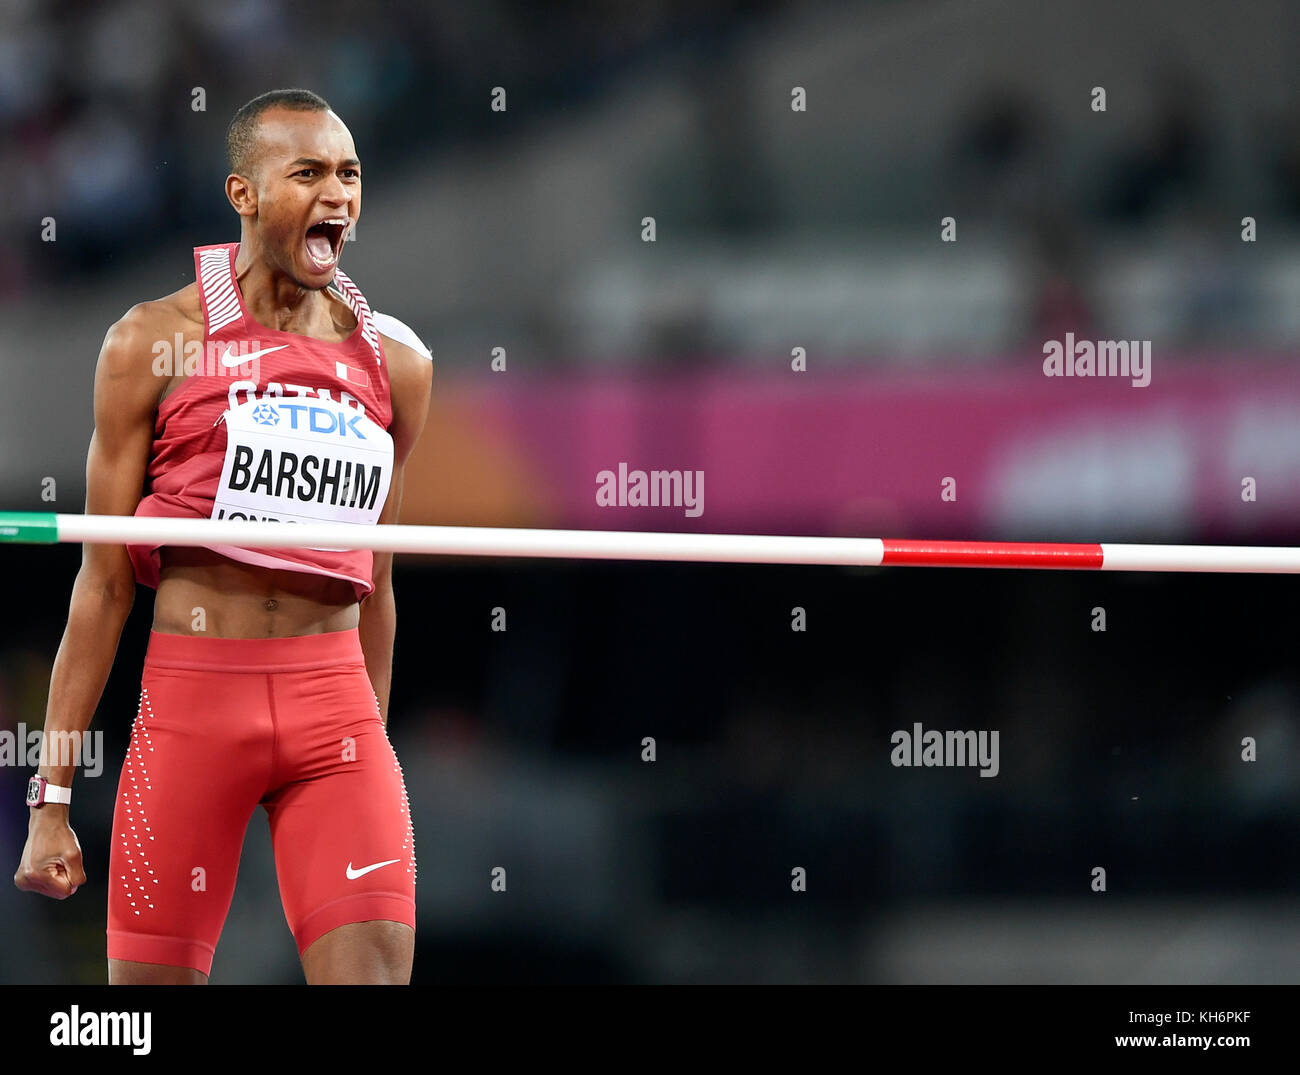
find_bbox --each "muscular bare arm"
[358,336,433,728]
[14,302,166,899]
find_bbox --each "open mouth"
[304,217,349,271]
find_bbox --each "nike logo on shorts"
[220,343,290,367]
[346,858,400,880]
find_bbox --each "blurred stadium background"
[3,0,1300,982]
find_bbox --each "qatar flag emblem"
[335,361,370,388]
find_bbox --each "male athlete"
[12,89,434,984]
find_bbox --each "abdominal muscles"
[154,546,359,637]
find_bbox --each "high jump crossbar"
[1,512,1298,573]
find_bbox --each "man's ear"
[226,173,258,218]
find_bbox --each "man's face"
[246,107,360,289]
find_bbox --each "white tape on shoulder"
[373,311,433,361]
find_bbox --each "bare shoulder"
[101,284,202,372]
[111,282,201,340]
[375,313,433,380]
[376,313,434,456]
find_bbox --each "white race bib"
[212,397,394,551]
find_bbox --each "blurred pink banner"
[434,359,1300,541]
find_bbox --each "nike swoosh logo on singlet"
[219,343,290,367]
[346,859,401,880]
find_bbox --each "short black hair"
[226,89,332,178]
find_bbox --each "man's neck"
[233,240,333,335]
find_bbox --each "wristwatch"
[26,775,72,807]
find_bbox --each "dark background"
[4,547,1299,982]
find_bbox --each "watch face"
[26,778,41,805]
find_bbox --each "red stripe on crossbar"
[880,540,1105,569]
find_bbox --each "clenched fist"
[14,808,86,899]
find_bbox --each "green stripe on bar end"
[0,512,59,543]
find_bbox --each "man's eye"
[297,169,316,177]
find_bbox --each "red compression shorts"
[106,628,416,977]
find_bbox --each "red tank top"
[127,242,393,601]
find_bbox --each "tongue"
[306,233,333,262]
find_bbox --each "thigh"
[301,920,414,985]
[107,665,271,978]
[264,668,416,970]
[108,959,208,985]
